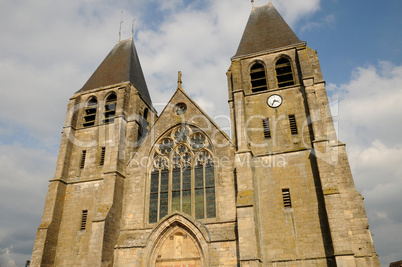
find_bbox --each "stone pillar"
[31,181,66,267]
[87,171,125,266]
[235,152,261,266]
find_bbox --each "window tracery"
[149,125,216,223]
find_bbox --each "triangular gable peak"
[156,88,232,145]
[128,88,234,168]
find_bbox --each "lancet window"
[250,62,268,92]
[149,125,216,223]
[103,93,117,124]
[83,97,97,127]
[275,57,295,88]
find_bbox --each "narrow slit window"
[80,150,87,169]
[288,115,298,135]
[83,97,97,127]
[104,93,117,124]
[282,189,292,208]
[250,63,268,92]
[262,118,271,139]
[80,210,88,230]
[99,147,106,166]
[276,58,295,88]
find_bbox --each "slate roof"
[77,39,152,106]
[234,4,304,58]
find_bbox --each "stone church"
[31,3,380,266]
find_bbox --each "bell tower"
[31,39,156,266]
[228,3,379,266]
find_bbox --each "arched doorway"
[154,228,202,267]
[146,214,209,267]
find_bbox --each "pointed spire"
[177,71,183,91]
[77,39,152,106]
[234,3,304,58]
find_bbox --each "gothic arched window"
[104,93,117,124]
[83,97,97,127]
[149,125,216,223]
[250,62,268,92]
[275,57,295,88]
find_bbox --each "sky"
[0,0,401,266]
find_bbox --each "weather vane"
[118,11,124,42]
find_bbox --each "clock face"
[267,94,283,108]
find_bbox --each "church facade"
[31,3,380,266]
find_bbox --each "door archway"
[146,214,209,267]
[154,228,202,267]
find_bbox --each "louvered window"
[80,150,87,169]
[288,115,298,135]
[80,210,88,230]
[276,58,295,88]
[282,189,292,208]
[83,97,97,127]
[104,93,117,124]
[99,147,106,166]
[262,118,271,139]
[250,63,268,92]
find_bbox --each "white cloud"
[0,248,18,267]
[333,62,402,148]
[137,0,323,120]
[300,14,336,32]
[274,0,321,27]
[0,144,55,266]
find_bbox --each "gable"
[129,88,234,168]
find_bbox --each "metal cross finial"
[118,11,124,42]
